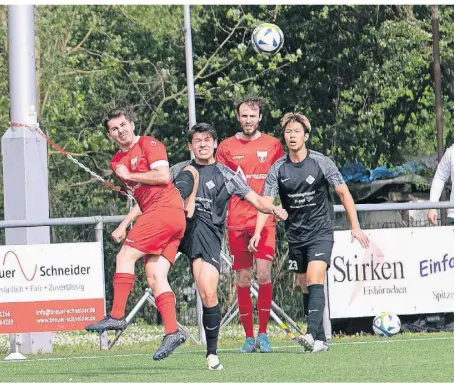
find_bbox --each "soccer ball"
[251,23,284,55]
[373,312,401,337]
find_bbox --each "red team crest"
[257,150,268,163]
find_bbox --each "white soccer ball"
[251,23,284,55]
[373,312,401,336]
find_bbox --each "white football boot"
[206,354,224,371]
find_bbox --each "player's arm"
[172,161,198,218]
[116,138,173,186]
[219,162,287,221]
[244,192,287,219]
[334,184,369,248]
[244,193,287,252]
[112,204,142,243]
[115,164,171,186]
[316,153,369,249]
[428,147,452,224]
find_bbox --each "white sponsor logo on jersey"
[206,180,215,190]
[251,173,267,180]
[232,155,245,160]
[130,156,138,170]
[306,175,315,184]
[257,150,268,163]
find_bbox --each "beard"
[241,124,259,136]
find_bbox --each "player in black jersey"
[171,123,287,370]
[249,112,369,353]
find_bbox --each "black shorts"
[288,240,333,274]
[178,217,222,272]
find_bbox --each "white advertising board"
[328,226,454,318]
[0,242,105,333]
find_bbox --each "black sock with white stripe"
[307,284,325,340]
[203,304,221,357]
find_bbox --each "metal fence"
[0,201,453,329]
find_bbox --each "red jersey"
[216,132,284,228]
[110,137,183,212]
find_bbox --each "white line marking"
[1,336,452,363]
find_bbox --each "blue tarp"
[339,161,424,183]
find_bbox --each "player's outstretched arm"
[335,184,369,248]
[115,165,171,186]
[244,192,287,219]
[112,204,142,243]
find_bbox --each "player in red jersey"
[85,108,188,361]
[216,96,284,353]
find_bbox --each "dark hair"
[188,123,218,142]
[280,112,311,134]
[235,94,264,116]
[103,108,135,130]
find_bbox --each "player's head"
[281,112,311,152]
[104,108,136,149]
[188,123,218,161]
[235,95,264,137]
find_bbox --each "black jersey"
[264,150,345,248]
[171,160,252,241]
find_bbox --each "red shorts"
[228,226,276,270]
[125,207,185,264]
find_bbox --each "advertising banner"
[0,242,105,333]
[329,226,454,318]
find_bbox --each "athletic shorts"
[228,226,276,270]
[125,207,186,264]
[178,217,222,272]
[288,240,333,274]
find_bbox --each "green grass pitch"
[0,332,453,382]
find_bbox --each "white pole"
[183,5,206,346]
[184,5,197,129]
[3,5,51,359]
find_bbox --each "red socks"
[110,273,177,335]
[257,282,272,334]
[155,292,178,334]
[110,273,135,319]
[237,286,254,338]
